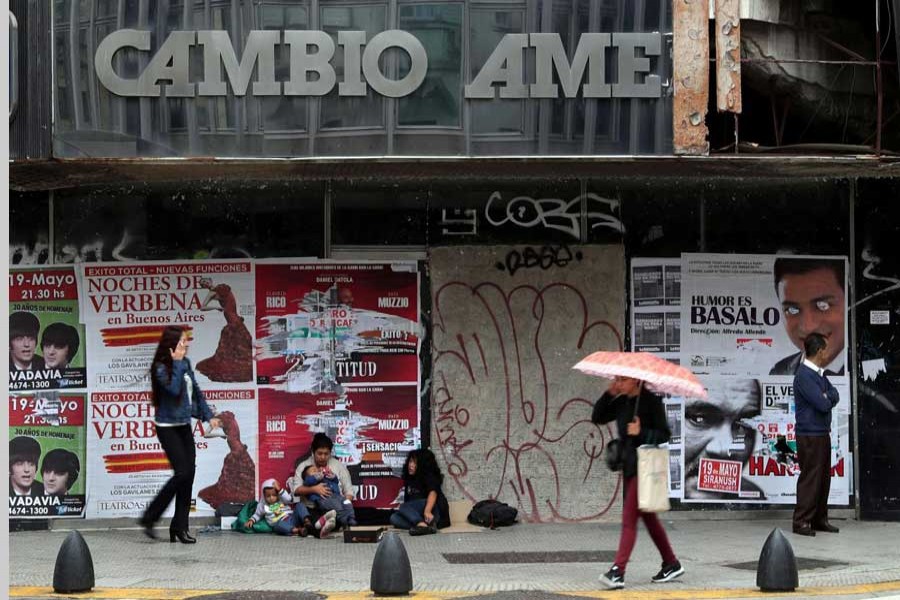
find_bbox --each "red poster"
[257,385,419,509]
[255,262,419,390]
[255,261,421,511]
[697,458,743,494]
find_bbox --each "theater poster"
[78,260,255,390]
[9,392,87,518]
[9,267,87,391]
[85,389,258,518]
[679,253,851,505]
[680,253,848,379]
[255,261,420,509]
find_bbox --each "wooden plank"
[715,0,743,113]
[673,0,710,155]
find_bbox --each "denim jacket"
[153,358,213,425]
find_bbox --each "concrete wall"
[429,244,626,523]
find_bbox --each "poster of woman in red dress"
[196,277,253,382]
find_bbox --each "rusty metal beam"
[673,0,710,155]
[715,0,742,114]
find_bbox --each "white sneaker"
[315,510,337,530]
[318,516,337,538]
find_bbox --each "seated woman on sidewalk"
[390,449,450,535]
[288,433,355,536]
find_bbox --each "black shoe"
[409,525,436,536]
[792,525,816,537]
[813,522,840,533]
[651,560,685,583]
[138,518,156,540]
[599,565,625,589]
[170,529,197,544]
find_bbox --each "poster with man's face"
[680,254,848,379]
[679,254,850,505]
[680,375,851,504]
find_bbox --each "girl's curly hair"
[401,448,443,485]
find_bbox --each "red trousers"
[613,476,677,572]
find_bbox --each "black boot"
[138,517,157,540]
[170,529,197,544]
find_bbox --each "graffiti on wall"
[495,245,584,276]
[9,239,50,265]
[430,245,626,522]
[438,191,625,241]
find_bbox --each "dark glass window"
[619,179,702,256]
[10,192,51,265]
[702,179,850,255]
[53,183,325,261]
[332,184,428,245]
[398,3,463,127]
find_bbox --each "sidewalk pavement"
[8,517,900,599]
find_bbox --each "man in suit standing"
[792,333,841,536]
[769,258,846,376]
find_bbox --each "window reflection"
[320,4,386,130]
[259,2,308,132]
[469,8,525,134]
[398,3,462,127]
[51,0,673,156]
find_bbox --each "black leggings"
[142,424,196,531]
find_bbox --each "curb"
[10,581,900,600]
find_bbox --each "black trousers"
[793,434,832,528]
[142,424,196,532]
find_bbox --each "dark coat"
[9,479,44,496]
[793,363,840,436]
[592,388,670,478]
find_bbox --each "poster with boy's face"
[9,268,86,391]
[9,393,87,518]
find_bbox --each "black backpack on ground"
[467,499,518,529]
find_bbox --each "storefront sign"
[94,29,662,99]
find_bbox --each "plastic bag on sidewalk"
[637,445,670,513]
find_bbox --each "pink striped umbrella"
[573,351,707,400]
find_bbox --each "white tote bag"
[637,445,671,513]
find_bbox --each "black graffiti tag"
[496,245,584,276]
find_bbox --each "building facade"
[9,0,900,522]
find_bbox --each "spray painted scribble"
[430,245,626,523]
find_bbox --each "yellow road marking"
[9,581,900,600]
[565,580,900,599]
[9,588,223,599]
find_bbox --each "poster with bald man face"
[681,375,850,504]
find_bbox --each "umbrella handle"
[632,381,644,418]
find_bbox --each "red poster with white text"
[255,261,420,510]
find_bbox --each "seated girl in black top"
[390,449,450,535]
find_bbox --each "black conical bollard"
[756,527,799,592]
[53,530,95,593]
[370,531,413,595]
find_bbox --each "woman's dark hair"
[149,326,186,408]
[40,323,81,362]
[402,449,443,485]
[310,432,334,453]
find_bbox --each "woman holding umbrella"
[579,352,706,590]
